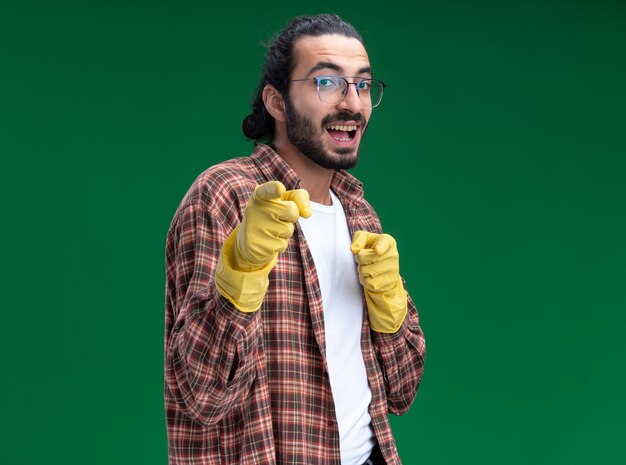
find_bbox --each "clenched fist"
[351,231,408,333]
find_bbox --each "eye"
[357,80,371,92]
[317,76,339,89]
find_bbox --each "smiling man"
[164,14,426,465]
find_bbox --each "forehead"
[292,34,371,76]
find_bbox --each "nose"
[337,82,363,113]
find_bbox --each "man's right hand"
[234,180,311,271]
[215,181,311,312]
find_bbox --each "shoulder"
[169,156,262,230]
[186,157,260,206]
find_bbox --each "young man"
[164,14,426,465]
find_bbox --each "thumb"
[351,230,375,255]
[372,234,395,256]
[256,181,286,201]
[283,189,312,218]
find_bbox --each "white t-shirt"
[298,190,375,465]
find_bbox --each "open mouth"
[325,124,358,142]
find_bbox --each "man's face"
[284,34,374,170]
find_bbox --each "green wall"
[2,0,625,463]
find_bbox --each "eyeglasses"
[290,75,386,108]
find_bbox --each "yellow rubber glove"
[351,230,408,333]
[215,181,311,312]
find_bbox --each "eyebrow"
[306,61,373,78]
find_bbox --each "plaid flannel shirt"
[164,144,426,464]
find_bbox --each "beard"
[283,95,367,170]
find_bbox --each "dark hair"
[242,14,363,142]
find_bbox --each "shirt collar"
[330,168,364,205]
[250,143,302,191]
[250,143,365,203]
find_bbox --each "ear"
[262,85,287,123]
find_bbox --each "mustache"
[321,111,367,127]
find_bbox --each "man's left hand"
[351,231,408,333]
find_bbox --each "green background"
[2,0,625,463]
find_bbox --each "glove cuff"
[365,278,408,333]
[215,227,277,313]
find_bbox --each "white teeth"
[327,124,357,131]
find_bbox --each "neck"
[272,134,334,206]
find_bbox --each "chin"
[314,150,359,170]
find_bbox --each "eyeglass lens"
[317,77,384,108]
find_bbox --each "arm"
[165,181,311,425]
[372,291,426,415]
[351,231,426,414]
